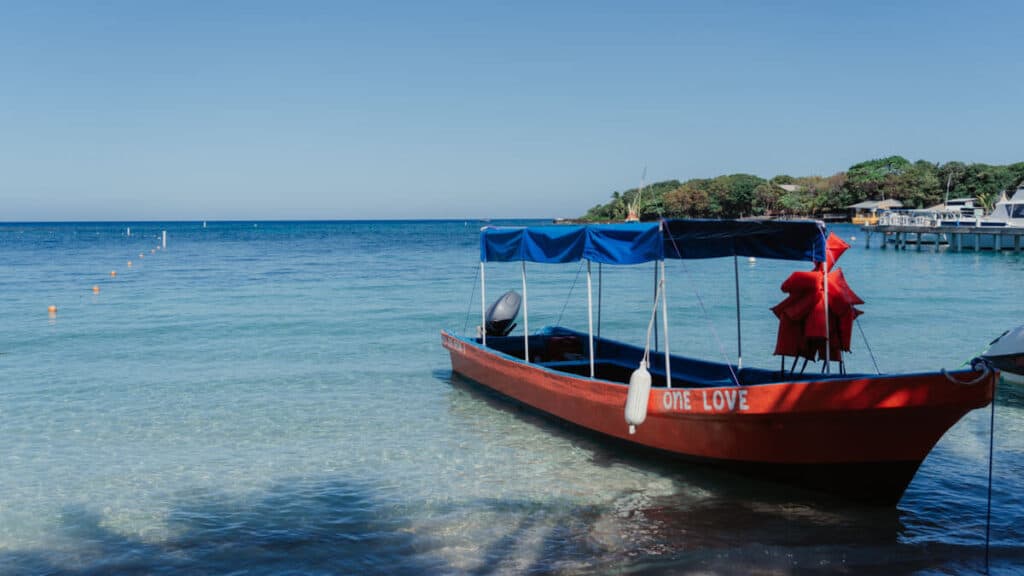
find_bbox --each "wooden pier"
[861,225,1024,252]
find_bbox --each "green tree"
[713,174,765,218]
[753,183,782,215]
[664,180,714,218]
[579,159,1021,221]
[842,156,911,205]
[897,161,942,208]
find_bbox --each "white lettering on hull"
[661,390,693,411]
[664,388,749,413]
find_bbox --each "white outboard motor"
[624,361,652,435]
[485,291,522,337]
[983,324,1024,384]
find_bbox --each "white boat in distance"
[980,183,1024,227]
[875,183,1024,247]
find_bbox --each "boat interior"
[477,327,863,388]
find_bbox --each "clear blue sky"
[2,0,1021,221]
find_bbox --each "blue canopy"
[480,223,662,264]
[481,220,826,264]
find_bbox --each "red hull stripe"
[442,331,994,465]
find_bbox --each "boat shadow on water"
[437,368,1024,573]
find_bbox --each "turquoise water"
[0,220,1021,574]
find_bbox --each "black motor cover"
[485,291,521,337]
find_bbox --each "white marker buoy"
[162,230,167,249]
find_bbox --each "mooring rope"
[940,359,991,386]
[555,259,585,327]
[855,318,882,374]
[641,276,664,367]
[985,385,995,574]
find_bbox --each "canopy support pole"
[653,261,659,351]
[823,244,831,374]
[597,263,602,354]
[522,260,529,362]
[480,262,487,347]
[586,260,595,378]
[661,259,672,388]
[734,254,742,370]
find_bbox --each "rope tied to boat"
[940,357,992,386]
[641,273,664,369]
[555,259,585,328]
[855,317,882,374]
[624,272,664,434]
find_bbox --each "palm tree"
[976,191,999,214]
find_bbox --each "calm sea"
[0,220,1021,575]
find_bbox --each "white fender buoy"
[624,361,652,434]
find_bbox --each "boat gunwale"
[441,326,994,392]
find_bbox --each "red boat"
[442,220,996,504]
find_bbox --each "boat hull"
[442,331,995,504]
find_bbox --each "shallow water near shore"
[1,220,1022,574]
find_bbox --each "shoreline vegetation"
[580,156,1024,222]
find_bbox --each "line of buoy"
[48,230,169,319]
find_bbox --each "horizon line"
[0,217,560,225]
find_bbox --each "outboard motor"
[484,291,521,337]
[983,324,1024,384]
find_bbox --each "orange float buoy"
[110,270,117,277]
[127,260,132,267]
[48,305,57,314]
[92,285,100,293]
